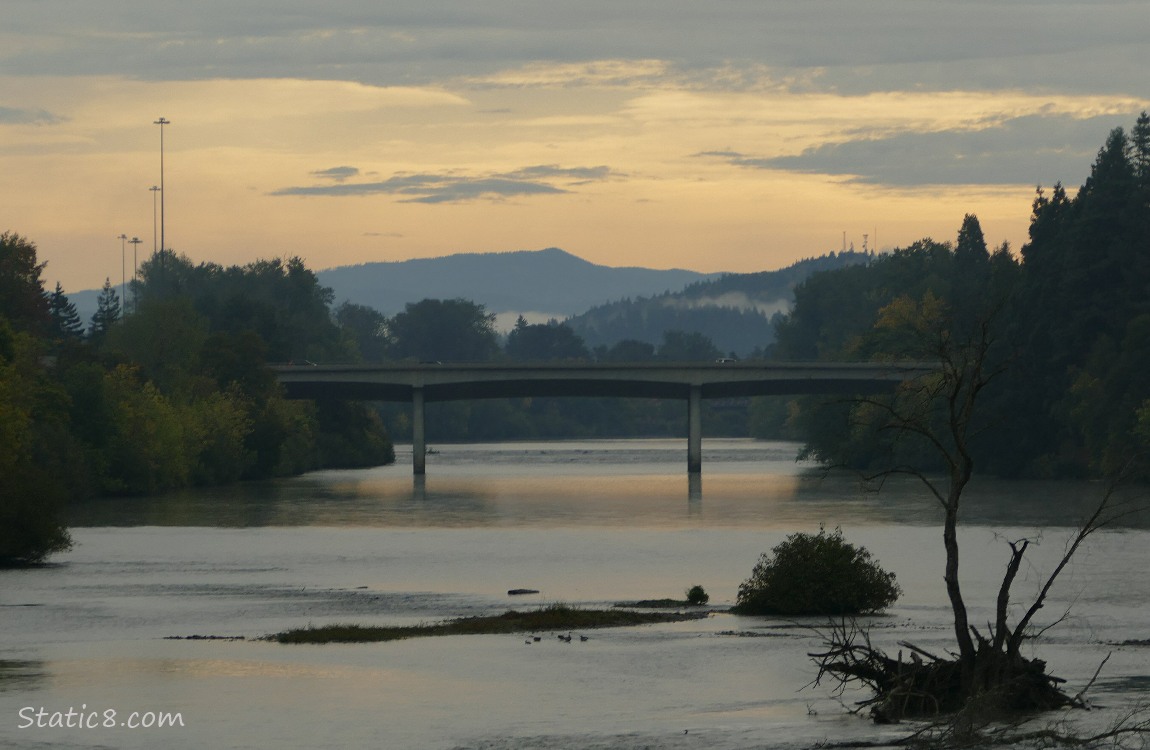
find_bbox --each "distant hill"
[64,248,870,350]
[317,247,720,329]
[67,248,718,331]
[565,251,872,356]
[69,287,103,327]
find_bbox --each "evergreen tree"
[954,213,989,265]
[1131,111,1150,183]
[48,282,84,340]
[89,278,121,343]
[951,214,991,336]
[779,115,1150,478]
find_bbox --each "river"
[2,439,1149,749]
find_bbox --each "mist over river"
[3,439,1149,749]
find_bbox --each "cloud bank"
[6,1,1150,96]
[700,113,1138,187]
[273,165,612,203]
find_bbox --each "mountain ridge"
[66,247,719,326]
[316,247,721,321]
[65,248,870,354]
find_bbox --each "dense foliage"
[505,316,590,361]
[733,527,900,616]
[0,234,78,563]
[685,585,709,606]
[773,113,1150,479]
[386,298,500,362]
[0,323,74,564]
[0,238,395,564]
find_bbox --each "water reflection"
[0,659,45,693]
[64,439,1150,530]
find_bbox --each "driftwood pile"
[810,619,1078,724]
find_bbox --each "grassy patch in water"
[268,604,707,644]
[617,598,697,608]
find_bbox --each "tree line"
[771,113,1150,480]
[337,299,753,441]
[0,239,394,564]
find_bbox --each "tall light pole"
[154,117,170,259]
[149,185,161,255]
[117,233,127,305]
[128,237,142,313]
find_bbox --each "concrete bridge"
[272,361,934,474]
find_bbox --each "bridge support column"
[688,384,702,474]
[412,386,426,475]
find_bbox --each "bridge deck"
[272,361,934,475]
[272,361,933,402]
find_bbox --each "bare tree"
[811,292,1144,724]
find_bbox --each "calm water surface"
[3,439,1149,749]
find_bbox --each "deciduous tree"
[505,317,590,361]
[335,302,389,363]
[810,288,1133,725]
[387,298,499,362]
[0,232,50,334]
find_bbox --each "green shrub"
[733,527,900,616]
[0,491,72,566]
[685,585,709,605]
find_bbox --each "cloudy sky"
[3,1,1147,293]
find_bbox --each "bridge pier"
[272,361,931,476]
[688,384,702,474]
[412,386,426,475]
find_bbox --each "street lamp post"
[117,233,127,305]
[154,118,170,259]
[149,185,161,255]
[128,237,142,313]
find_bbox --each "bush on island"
[685,585,709,605]
[733,527,899,616]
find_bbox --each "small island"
[267,604,709,644]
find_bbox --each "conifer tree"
[1130,111,1150,183]
[954,213,989,264]
[88,278,121,343]
[48,282,84,339]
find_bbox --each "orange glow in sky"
[2,3,1147,293]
